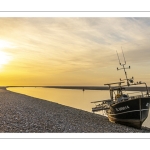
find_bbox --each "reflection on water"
[7,87,150,128]
[7,87,109,112]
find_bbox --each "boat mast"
[116,49,131,86]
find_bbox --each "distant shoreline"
[0,88,149,133]
[3,85,150,91]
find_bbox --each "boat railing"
[91,99,112,112]
[128,95,142,100]
[113,92,149,102]
[127,91,149,99]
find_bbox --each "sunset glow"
[0,40,13,68]
[0,51,11,66]
[1,18,150,86]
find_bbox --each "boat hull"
[107,97,150,129]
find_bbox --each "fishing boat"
[92,51,150,129]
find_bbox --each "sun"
[0,51,11,65]
[0,40,12,49]
[0,40,12,67]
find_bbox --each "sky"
[0,17,150,86]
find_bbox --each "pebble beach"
[0,88,150,133]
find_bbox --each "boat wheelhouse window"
[123,94,128,97]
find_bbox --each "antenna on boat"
[116,50,121,65]
[116,47,126,66]
[116,48,133,86]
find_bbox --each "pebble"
[0,88,150,133]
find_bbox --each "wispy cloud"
[1,17,150,85]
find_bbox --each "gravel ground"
[0,88,150,133]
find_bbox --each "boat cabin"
[91,80,149,113]
[105,81,149,104]
[110,87,128,103]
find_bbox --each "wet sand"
[0,88,150,133]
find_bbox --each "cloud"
[1,17,150,85]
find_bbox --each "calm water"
[7,87,150,128]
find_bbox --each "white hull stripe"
[108,109,149,116]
